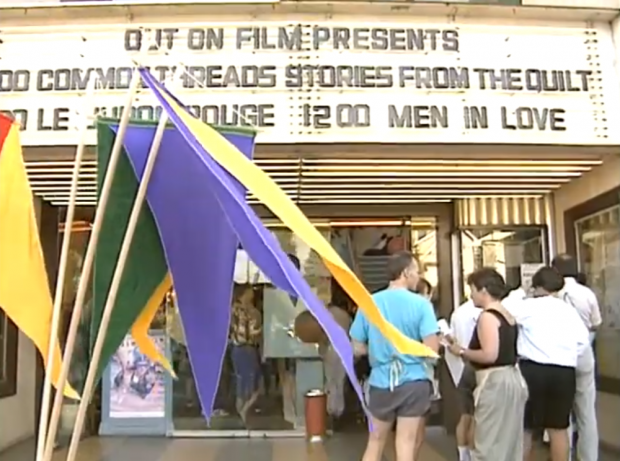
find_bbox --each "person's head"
[386,251,419,290]
[415,278,433,300]
[551,253,578,278]
[531,266,564,296]
[467,268,507,308]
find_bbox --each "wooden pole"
[64,111,169,461]
[35,77,97,461]
[40,70,143,461]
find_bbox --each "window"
[0,311,18,398]
[575,204,620,381]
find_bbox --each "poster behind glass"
[108,333,167,418]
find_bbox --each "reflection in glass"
[410,218,439,311]
[59,226,93,393]
[170,218,443,433]
[55,220,97,439]
[171,226,332,432]
[575,205,620,379]
[332,220,437,294]
[460,228,544,296]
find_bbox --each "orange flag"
[0,114,79,399]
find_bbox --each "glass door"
[259,225,331,432]
[459,227,546,297]
[575,205,620,383]
[170,224,331,435]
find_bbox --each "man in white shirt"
[552,254,600,461]
[447,299,482,461]
[553,255,602,341]
[507,267,590,461]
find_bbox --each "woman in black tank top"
[468,309,518,369]
[447,268,527,461]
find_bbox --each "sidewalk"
[1,432,446,461]
[2,430,616,461]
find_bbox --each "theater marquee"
[1,19,619,146]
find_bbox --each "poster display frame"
[99,329,174,436]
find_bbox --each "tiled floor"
[2,431,616,461]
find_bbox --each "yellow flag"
[0,114,80,399]
[130,274,176,377]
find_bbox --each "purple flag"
[134,68,367,419]
[117,124,255,419]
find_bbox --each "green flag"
[92,119,172,383]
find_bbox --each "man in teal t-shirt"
[350,251,439,461]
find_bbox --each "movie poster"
[108,333,166,418]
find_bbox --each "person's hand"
[352,340,368,357]
[447,342,463,357]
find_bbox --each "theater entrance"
[24,144,605,438]
[170,214,446,436]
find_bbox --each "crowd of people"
[350,250,601,461]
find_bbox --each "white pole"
[41,70,142,461]
[35,76,97,461]
[544,194,556,260]
[64,110,169,461]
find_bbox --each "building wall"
[552,154,620,451]
[0,333,37,451]
[553,154,620,252]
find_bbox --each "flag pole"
[64,106,170,461]
[40,69,143,461]
[35,76,97,461]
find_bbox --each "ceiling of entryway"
[26,153,606,207]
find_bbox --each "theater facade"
[0,2,619,451]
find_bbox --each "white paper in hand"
[437,318,451,336]
[438,318,464,385]
[445,351,465,386]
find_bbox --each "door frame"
[256,202,459,432]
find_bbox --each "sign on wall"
[1,19,619,146]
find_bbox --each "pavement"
[1,434,442,461]
[2,430,617,461]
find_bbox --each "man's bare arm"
[352,339,368,357]
[422,333,440,354]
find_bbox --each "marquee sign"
[1,19,619,146]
